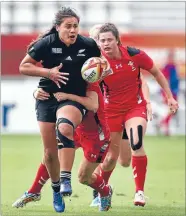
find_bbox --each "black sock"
[60,171,71,183]
[51,180,60,193]
[93,189,98,199]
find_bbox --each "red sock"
[132,155,147,192]
[28,163,50,194]
[89,174,109,197]
[100,167,114,184]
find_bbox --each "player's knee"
[57,118,74,138]
[103,153,118,169]
[118,158,131,167]
[130,125,143,151]
[56,118,75,149]
[78,171,89,185]
[108,151,118,162]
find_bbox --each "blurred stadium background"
[1,1,185,216]
[1,0,185,135]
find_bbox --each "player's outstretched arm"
[148,64,178,114]
[54,91,99,113]
[138,50,178,114]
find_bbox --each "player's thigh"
[38,121,57,149]
[125,117,147,138]
[35,98,57,150]
[106,115,123,157]
[118,139,131,167]
[124,105,147,143]
[57,101,86,128]
[108,131,123,157]
[35,98,57,123]
[125,117,147,154]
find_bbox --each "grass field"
[1,135,185,216]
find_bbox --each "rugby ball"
[81,57,108,83]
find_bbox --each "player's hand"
[167,97,179,114]
[98,56,113,80]
[146,102,153,121]
[34,88,50,100]
[53,92,69,102]
[99,56,110,70]
[100,68,113,80]
[48,63,69,88]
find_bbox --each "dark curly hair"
[27,6,80,51]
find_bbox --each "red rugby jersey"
[101,46,153,115]
[76,82,110,140]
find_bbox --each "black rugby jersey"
[28,33,101,96]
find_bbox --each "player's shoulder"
[43,33,59,45]
[77,34,98,48]
[126,46,141,56]
[34,33,57,47]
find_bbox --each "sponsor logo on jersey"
[77,49,86,56]
[65,56,72,61]
[91,154,97,158]
[52,48,62,54]
[115,63,122,69]
[128,60,136,71]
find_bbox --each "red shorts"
[107,104,147,132]
[74,131,110,163]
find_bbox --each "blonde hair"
[89,24,103,42]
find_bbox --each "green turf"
[1,135,185,216]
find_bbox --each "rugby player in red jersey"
[12,81,113,212]
[94,23,178,206]
[88,24,152,207]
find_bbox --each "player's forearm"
[149,65,173,99]
[154,72,173,99]
[66,94,98,112]
[19,63,49,78]
[142,82,150,103]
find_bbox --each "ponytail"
[27,26,57,51]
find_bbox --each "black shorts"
[35,97,87,123]
[122,128,129,140]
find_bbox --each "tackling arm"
[54,91,99,113]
